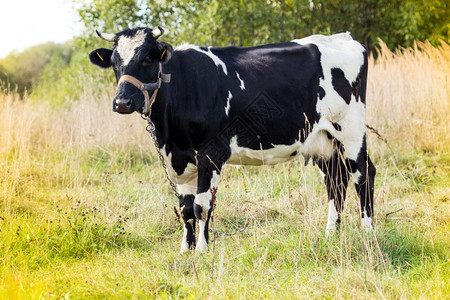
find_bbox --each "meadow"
[0,41,449,299]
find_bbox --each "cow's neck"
[148,84,169,149]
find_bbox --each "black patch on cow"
[326,131,333,140]
[179,194,196,248]
[318,87,326,100]
[193,203,203,220]
[354,48,368,104]
[290,151,298,157]
[332,122,342,131]
[244,91,284,131]
[345,158,358,174]
[331,68,352,104]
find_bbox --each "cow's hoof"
[325,227,337,238]
[195,241,208,253]
[362,223,374,234]
[361,214,373,234]
[180,245,190,254]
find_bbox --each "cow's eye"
[142,57,152,67]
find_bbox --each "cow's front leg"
[194,169,221,253]
[179,194,196,253]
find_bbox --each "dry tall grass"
[367,40,449,153]
[0,83,150,154]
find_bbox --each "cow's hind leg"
[351,136,376,231]
[345,134,376,231]
[317,142,350,236]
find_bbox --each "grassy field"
[0,41,449,299]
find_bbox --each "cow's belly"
[227,138,301,165]
[226,128,336,166]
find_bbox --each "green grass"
[1,142,449,299]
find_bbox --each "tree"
[74,0,448,53]
[400,0,449,47]
[0,43,72,95]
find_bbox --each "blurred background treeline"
[0,0,448,103]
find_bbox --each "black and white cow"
[89,26,376,253]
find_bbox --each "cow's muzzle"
[113,97,133,114]
[115,63,171,116]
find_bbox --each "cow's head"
[89,26,173,114]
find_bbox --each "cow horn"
[152,26,165,39]
[95,29,115,42]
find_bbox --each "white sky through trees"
[0,0,81,58]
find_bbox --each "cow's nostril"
[126,99,132,107]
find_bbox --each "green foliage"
[308,0,405,51]
[31,43,115,107]
[0,64,9,91]
[400,0,450,47]
[0,43,72,96]
[77,0,143,33]
[75,0,449,51]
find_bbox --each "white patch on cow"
[178,181,197,196]
[351,170,362,184]
[180,226,189,254]
[299,128,335,162]
[337,98,366,161]
[161,146,198,188]
[236,71,246,90]
[194,171,220,253]
[194,191,211,212]
[361,210,373,232]
[292,33,365,84]
[174,43,197,51]
[227,136,301,165]
[184,45,228,75]
[318,168,326,179]
[117,30,147,67]
[225,91,233,116]
[325,199,339,237]
[196,220,208,253]
[210,170,220,188]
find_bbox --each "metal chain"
[143,115,247,236]
[209,224,248,237]
[208,187,248,237]
[144,115,180,198]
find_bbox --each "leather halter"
[117,62,171,116]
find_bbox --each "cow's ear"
[158,42,173,64]
[89,48,113,68]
